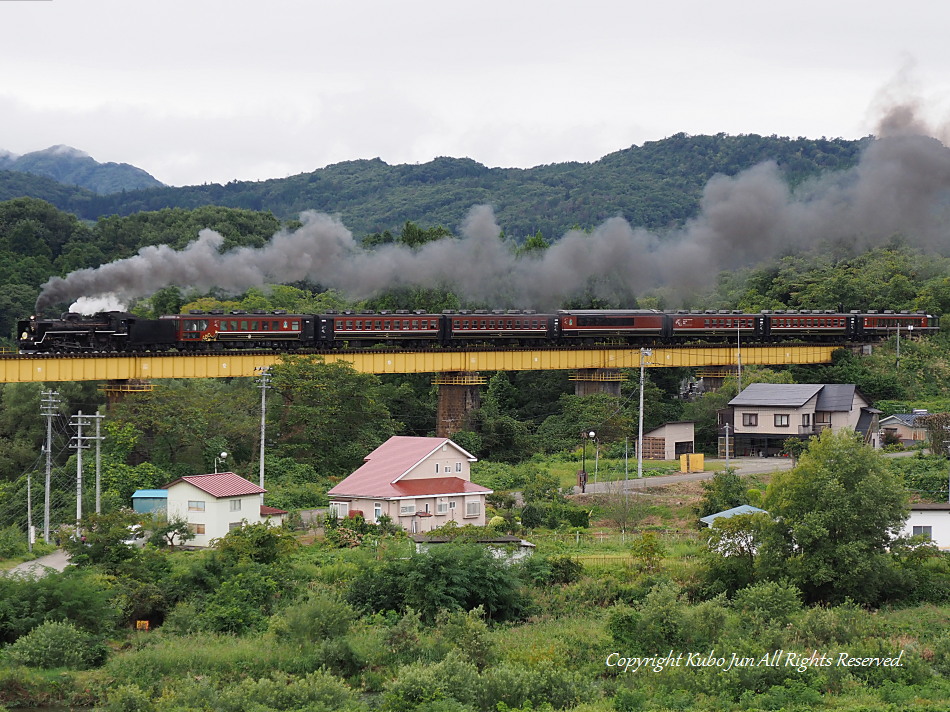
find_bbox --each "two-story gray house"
[718,383,881,457]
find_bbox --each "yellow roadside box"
[680,453,704,473]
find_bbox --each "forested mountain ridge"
[6,134,866,239]
[0,145,163,195]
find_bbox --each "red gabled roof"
[328,436,486,499]
[163,472,266,498]
[260,505,288,516]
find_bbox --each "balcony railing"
[798,423,832,435]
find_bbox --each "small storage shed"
[132,489,168,514]
[641,422,695,460]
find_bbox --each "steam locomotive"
[16,308,938,354]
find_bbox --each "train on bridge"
[16,308,938,354]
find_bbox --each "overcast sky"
[3,0,950,188]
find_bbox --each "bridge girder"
[0,345,840,383]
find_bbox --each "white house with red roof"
[164,472,279,547]
[327,436,491,533]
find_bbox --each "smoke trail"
[35,111,950,314]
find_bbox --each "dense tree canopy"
[758,429,910,604]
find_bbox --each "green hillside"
[9,134,866,240]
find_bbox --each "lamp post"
[214,451,228,474]
[637,348,653,479]
[580,430,595,493]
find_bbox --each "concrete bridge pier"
[434,372,486,437]
[570,369,625,396]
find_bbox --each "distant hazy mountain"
[0,145,164,195]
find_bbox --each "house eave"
[330,489,493,501]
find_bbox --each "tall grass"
[98,633,318,691]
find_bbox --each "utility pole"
[737,323,742,392]
[70,411,103,523]
[40,390,60,543]
[637,348,653,479]
[256,366,272,505]
[92,411,104,513]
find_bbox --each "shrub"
[276,591,356,643]
[102,684,157,712]
[478,660,593,710]
[5,620,106,669]
[0,524,27,559]
[382,652,480,712]
[214,670,359,712]
[732,580,802,626]
[197,568,280,634]
[0,569,119,643]
[348,544,526,622]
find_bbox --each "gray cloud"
[35,116,950,314]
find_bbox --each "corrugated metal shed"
[131,489,167,514]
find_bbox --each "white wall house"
[327,436,492,534]
[164,472,268,547]
[900,503,950,550]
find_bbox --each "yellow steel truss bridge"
[0,344,840,383]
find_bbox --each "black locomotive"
[16,308,938,354]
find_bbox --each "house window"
[455,462,462,472]
[775,414,790,427]
[187,523,206,535]
[188,500,205,512]
[329,501,348,519]
[465,500,480,518]
[913,525,933,539]
[230,499,242,512]
[437,501,449,514]
[802,414,811,427]
[400,501,416,516]
[435,463,440,473]
[228,522,243,531]
[742,413,758,427]
[449,501,457,509]
[374,502,383,521]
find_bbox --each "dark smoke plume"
[35,107,950,314]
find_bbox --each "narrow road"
[579,456,795,494]
[4,549,70,577]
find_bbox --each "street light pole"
[214,451,228,474]
[580,430,595,493]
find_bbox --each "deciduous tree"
[758,429,909,604]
